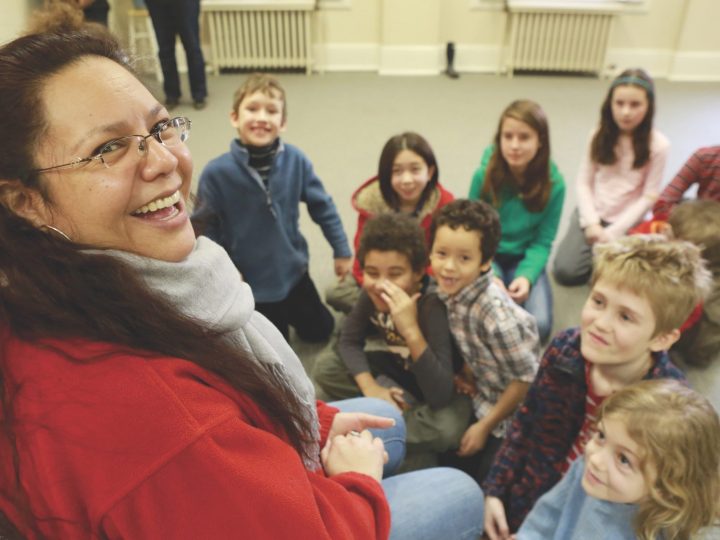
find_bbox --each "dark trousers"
[439,431,504,485]
[255,272,334,343]
[145,0,207,102]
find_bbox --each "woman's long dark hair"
[483,99,552,213]
[591,67,655,169]
[377,132,439,213]
[0,30,313,537]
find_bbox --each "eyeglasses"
[31,116,192,174]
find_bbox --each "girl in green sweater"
[468,100,565,342]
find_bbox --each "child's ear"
[648,328,681,353]
[479,258,493,273]
[229,108,240,128]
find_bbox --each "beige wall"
[5,0,719,79]
[675,0,720,51]
[1,0,32,45]
[314,0,720,79]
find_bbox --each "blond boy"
[194,74,351,341]
[482,234,711,539]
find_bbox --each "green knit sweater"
[468,146,565,285]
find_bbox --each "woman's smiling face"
[27,55,195,262]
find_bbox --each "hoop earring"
[42,224,72,242]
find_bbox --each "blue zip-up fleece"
[195,139,351,303]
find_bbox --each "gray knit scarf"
[94,236,321,469]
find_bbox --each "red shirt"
[564,362,604,469]
[0,334,390,539]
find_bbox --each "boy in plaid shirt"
[429,199,540,483]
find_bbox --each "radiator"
[506,10,615,75]
[204,4,314,75]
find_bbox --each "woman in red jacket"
[0,28,483,540]
[327,132,454,313]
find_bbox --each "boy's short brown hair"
[429,199,501,265]
[232,73,287,121]
[357,213,427,274]
[591,235,712,335]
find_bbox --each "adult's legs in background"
[383,467,484,540]
[144,0,182,102]
[331,397,406,476]
[552,208,594,286]
[176,0,207,103]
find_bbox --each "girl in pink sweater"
[553,68,669,286]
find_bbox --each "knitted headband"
[611,75,654,95]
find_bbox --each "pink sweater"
[576,130,669,239]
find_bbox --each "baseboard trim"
[312,43,720,81]
[312,43,379,72]
[670,51,720,82]
[314,42,503,74]
[604,47,674,78]
[378,45,443,76]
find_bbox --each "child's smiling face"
[580,279,677,373]
[231,89,285,147]
[430,225,490,297]
[582,414,653,504]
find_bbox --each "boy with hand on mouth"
[482,234,708,540]
[193,73,351,342]
[429,199,540,483]
[313,213,472,467]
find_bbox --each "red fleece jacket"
[0,334,390,539]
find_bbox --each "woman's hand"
[485,496,511,540]
[507,277,530,304]
[328,411,396,441]
[457,420,490,457]
[334,257,352,280]
[321,430,386,482]
[378,280,421,340]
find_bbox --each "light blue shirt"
[517,457,639,540]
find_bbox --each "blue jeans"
[495,254,553,343]
[145,0,207,102]
[384,468,484,540]
[331,398,484,540]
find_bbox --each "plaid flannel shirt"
[438,271,540,438]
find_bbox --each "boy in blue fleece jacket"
[194,74,352,341]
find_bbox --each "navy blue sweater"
[195,139,351,303]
